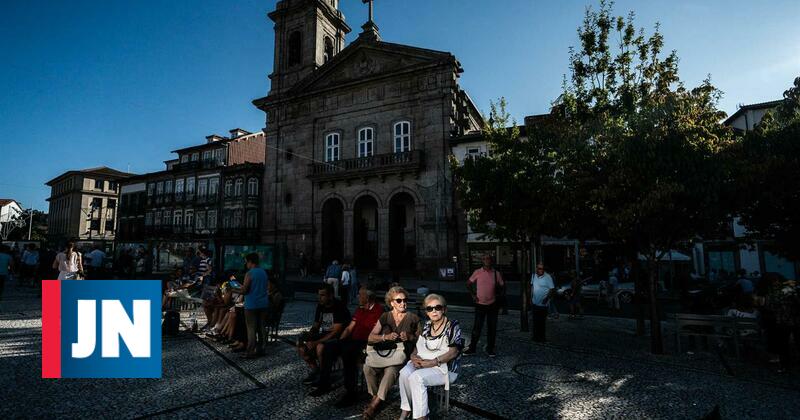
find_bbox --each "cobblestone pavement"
[2,284,799,419]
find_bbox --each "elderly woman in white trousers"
[398,293,463,420]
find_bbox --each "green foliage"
[736,76,800,260]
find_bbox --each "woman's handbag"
[365,341,406,368]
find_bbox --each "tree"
[736,76,800,261]
[557,1,734,353]
[7,209,48,242]
[451,98,573,331]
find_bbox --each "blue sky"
[2,0,799,211]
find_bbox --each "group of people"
[296,283,462,420]
[322,259,358,306]
[166,251,285,359]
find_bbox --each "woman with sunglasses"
[362,286,420,419]
[398,294,463,420]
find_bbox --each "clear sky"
[2,0,798,211]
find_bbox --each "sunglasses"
[425,305,445,312]
[394,298,409,304]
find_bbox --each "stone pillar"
[378,208,390,270]
[343,209,354,262]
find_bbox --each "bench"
[674,313,761,359]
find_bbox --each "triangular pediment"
[289,41,457,94]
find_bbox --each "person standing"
[21,244,40,286]
[339,263,351,307]
[530,263,554,342]
[324,260,342,298]
[0,245,14,301]
[86,245,106,280]
[568,274,584,319]
[53,241,83,280]
[299,251,308,280]
[236,253,270,359]
[464,254,503,357]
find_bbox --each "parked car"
[558,276,636,304]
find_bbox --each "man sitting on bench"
[308,286,384,407]
[297,284,350,386]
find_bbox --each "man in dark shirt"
[308,286,384,406]
[297,284,350,385]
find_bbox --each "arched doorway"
[389,192,416,270]
[321,198,344,266]
[353,195,379,269]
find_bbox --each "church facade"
[253,0,482,275]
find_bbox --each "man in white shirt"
[530,263,554,342]
[86,246,106,279]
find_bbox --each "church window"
[288,31,302,67]
[325,133,340,162]
[358,127,374,157]
[323,37,334,63]
[394,121,411,152]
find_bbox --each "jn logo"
[42,280,162,378]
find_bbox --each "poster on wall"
[223,245,274,273]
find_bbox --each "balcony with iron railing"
[308,150,424,182]
[172,159,225,172]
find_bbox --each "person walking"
[53,241,83,280]
[464,254,504,357]
[235,253,270,359]
[530,263,554,342]
[324,259,342,298]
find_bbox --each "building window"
[466,147,481,158]
[156,181,164,196]
[207,210,217,230]
[174,210,182,226]
[209,177,220,196]
[109,181,117,191]
[164,180,173,195]
[358,127,374,157]
[202,150,212,162]
[107,199,117,209]
[180,155,189,163]
[246,210,257,228]
[196,211,206,230]
[147,183,155,196]
[224,179,233,197]
[222,210,232,228]
[91,197,103,210]
[233,209,243,227]
[186,177,195,197]
[234,178,244,197]
[323,36,334,63]
[175,179,184,195]
[154,210,162,226]
[214,148,225,165]
[288,31,302,67]
[198,178,208,198]
[394,121,411,152]
[247,178,259,196]
[184,210,194,229]
[191,153,199,162]
[163,210,171,226]
[325,133,340,162]
[95,179,104,190]
[145,212,153,226]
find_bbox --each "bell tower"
[267,0,351,96]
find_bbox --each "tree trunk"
[520,240,531,332]
[629,248,645,336]
[648,258,664,354]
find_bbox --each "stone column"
[343,209,354,262]
[377,208,390,270]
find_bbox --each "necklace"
[431,317,447,336]
[424,317,448,351]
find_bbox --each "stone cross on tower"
[362,0,374,23]
[359,0,380,41]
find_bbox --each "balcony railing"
[172,159,224,172]
[308,150,424,182]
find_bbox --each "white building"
[0,199,23,223]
